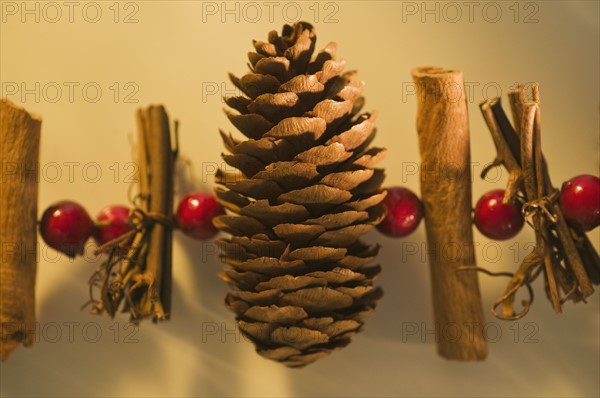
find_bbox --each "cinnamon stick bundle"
[89,105,175,322]
[412,67,487,360]
[480,84,598,318]
[0,99,41,360]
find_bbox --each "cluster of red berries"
[39,175,599,256]
[377,174,600,239]
[39,193,224,257]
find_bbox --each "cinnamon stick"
[0,99,41,360]
[412,67,488,361]
[138,105,174,320]
[531,85,594,298]
[479,100,522,203]
[520,103,562,312]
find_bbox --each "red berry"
[176,192,224,240]
[559,174,600,231]
[474,190,524,240]
[93,205,132,246]
[377,187,423,237]
[39,201,94,257]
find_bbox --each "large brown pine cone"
[214,22,386,367]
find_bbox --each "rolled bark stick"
[0,99,41,361]
[137,105,174,320]
[412,67,487,360]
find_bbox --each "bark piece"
[0,100,41,361]
[412,67,488,361]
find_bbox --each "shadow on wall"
[0,161,295,397]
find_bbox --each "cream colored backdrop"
[1,1,599,397]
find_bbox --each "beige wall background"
[1,1,599,397]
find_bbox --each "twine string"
[94,206,175,256]
[521,190,559,229]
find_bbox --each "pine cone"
[214,22,386,368]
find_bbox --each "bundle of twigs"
[479,84,599,319]
[87,105,176,322]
